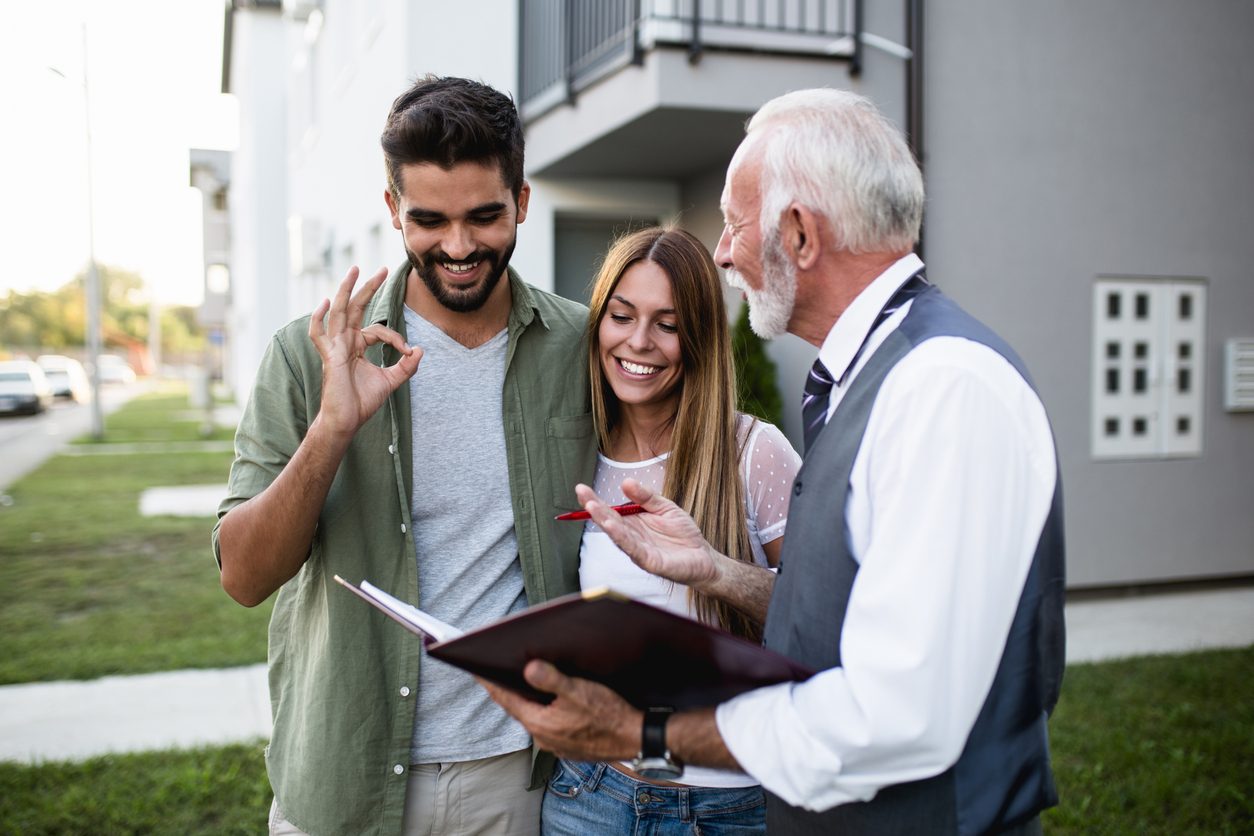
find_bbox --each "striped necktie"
[801,273,929,454]
[801,360,835,454]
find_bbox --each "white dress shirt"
[715,254,1059,811]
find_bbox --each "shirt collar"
[367,262,409,328]
[505,268,546,331]
[816,252,924,385]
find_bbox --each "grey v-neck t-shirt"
[403,306,530,763]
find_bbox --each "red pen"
[555,503,646,521]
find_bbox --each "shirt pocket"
[545,413,596,512]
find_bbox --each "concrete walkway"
[1,585,1251,764]
[138,483,230,517]
[1064,585,1254,663]
[0,665,270,763]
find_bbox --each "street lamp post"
[52,24,104,440]
[81,22,104,441]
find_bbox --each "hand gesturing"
[575,479,721,590]
[307,266,423,437]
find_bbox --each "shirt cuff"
[715,674,875,811]
[716,682,811,805]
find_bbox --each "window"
[1091,277,1206,458]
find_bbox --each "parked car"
[0,360,54,415]
[36,354,92,402]
[95,354,137,385]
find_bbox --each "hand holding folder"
[335,576,813,710]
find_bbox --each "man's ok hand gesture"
[308,266,423,437]
[219,265,422,606]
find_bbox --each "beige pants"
[269,748,541,836]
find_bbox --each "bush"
[732,303,783,427]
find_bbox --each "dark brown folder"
[335,576,814,709]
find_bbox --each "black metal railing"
[519,0,858,120]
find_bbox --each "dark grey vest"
[762,286,1066,836]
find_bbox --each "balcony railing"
[519,0,859,121]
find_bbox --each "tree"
[0,265,206,360]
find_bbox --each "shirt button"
[399,686,411,697]
[388,444,395,455]
[400,524,407,534]
[393,764,405,775]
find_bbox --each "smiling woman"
[548,227,803,835]
[597,259,684,413]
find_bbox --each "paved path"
[1,586,1250,764]
[0,385,139,491]
[0,666,270,763]
[1064,586,1254,663]
[59,440,235,456]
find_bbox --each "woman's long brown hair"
[586,227,761,642]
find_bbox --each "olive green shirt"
[212,266,596,836]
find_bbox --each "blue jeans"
[542,760,766,835]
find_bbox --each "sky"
[0,0,237,306]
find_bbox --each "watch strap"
[641,707,673,758]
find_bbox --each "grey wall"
[924,0,1254,586]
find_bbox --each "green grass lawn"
[0,743,271,836]
[0,385,270,684]
[1,648,1250,834]
[1044,646,1254,834]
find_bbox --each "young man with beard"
[213,76,595,835]
[485,88,1065,836]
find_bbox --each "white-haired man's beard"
[725,230,796,339]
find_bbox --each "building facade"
[214,0,1254,588]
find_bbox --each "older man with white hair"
[485,88,1065,836]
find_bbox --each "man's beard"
[406,235,516,313]
[725,227,796,340]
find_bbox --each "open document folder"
[334,575,814,710]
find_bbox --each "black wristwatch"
[631,707,684,780]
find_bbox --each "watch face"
[632,756,684,781]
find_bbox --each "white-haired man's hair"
[746,88,924,255]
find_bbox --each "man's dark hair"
[381,75,525,200]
